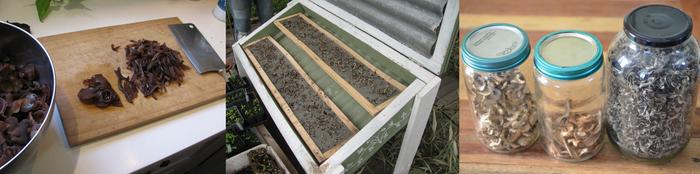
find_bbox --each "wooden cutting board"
[459,0,700,173]
[38,17,225,146]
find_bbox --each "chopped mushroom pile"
[78,39,189,107]
[0,62,50,164]
[114,67,137,103]
[119,39,189,100]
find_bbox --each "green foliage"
[240,98,263,118]
[409,105,459,174]
[229,75,248,89]
[271,0,289,13]
[226,88,249,104]
[225,72,262,157]
[357,34,462,174]
[443,34,460,76]
[225,131,237,155]
[226,106,243,126]
[225,129,260,158]
[35,0,51,22]
[358,105,458,174]
[226,75,251,105]
[227,75,263,120]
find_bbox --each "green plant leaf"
[36,0,51,22]
[431,159,448,166]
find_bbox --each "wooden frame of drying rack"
[273,13,407,116]
[243,36,358,162]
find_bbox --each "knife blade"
[169,23,225,74]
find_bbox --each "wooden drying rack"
[274,13,406,116]
[243,36,358,162]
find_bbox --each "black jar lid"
[624,4,693,47]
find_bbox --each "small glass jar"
[534,31,605,162]
[462,23,538,153]
[605,5,699,163]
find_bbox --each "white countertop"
[0,0,226,173]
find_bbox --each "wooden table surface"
[39,18,225,146]
[459,0,700,173]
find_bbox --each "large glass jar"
[462,23,538,153]
[534,31,605,162]
[606,5,699,163]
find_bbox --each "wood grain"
[459,1,700,173]
[38,18,225,146]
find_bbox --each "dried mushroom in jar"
[606,5,699,162]
[462,23,538,153]
[533,30,605,162]
[606,34,697,161]
[543,100,603,161]
[468,70,538,152]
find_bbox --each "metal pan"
[0,21,56,172]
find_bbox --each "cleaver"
[169,23,225,74]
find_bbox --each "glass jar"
[462,23,538,153]
[606,5,699,163]
[534,31,605,162]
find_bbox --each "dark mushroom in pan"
[0,62,50,165]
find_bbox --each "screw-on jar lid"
[534,30,603,80]
[462,23,530,72]
[624,4,693,47]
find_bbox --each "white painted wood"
[433,0,459,73]
[230,1,333,171]
[233,44,319,173]
[310,0,459,75]
[288,0,300,7]
[231,1,443,173]
[393,78,442,174]
[327,165,345,174]
[324,80,424,167]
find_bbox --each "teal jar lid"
[534,30,603,80]
[462,23,530,72]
